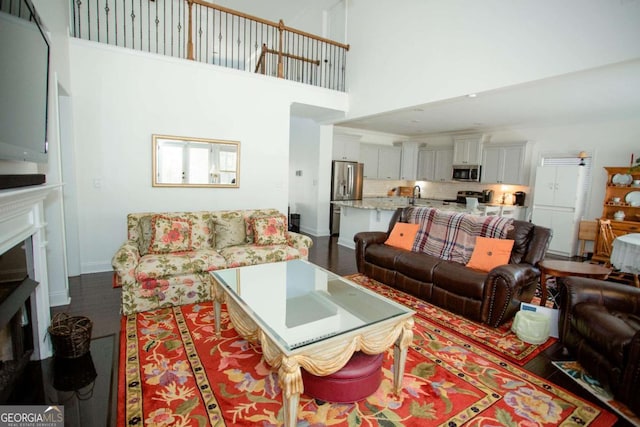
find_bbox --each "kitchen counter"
[332,197,527,249]
[332,197,458,210]
[332,197,522,212]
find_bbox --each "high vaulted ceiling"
[335,59,640,136]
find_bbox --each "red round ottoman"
[301,351,384,403]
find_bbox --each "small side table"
[538,260,612,307]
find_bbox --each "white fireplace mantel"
[0,184,62,359]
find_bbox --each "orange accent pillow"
[466,236,515,272]
[385,223,420,251]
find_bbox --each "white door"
[531,208,577,256]
[553,167,580,208]
[533,167,559,206]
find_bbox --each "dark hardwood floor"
[6,235,633,426]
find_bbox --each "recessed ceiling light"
[467,93,477,98]
[411,119,421,123]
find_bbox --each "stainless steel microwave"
[452,166,481,182]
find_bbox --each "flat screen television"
[0,2,49,164]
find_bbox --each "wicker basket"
[48,313,93,358]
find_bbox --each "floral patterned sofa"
[112,208,312,315]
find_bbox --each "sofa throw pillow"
[214,215,247,249]
[148,215,193,254]
[385,222,420,251]
[252,215,288,245]
[466,236,515,272]
[243,209,281,243]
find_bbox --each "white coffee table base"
[212,280,414,427]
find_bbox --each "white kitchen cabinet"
[417,147,453,182]
[531,165,587,257]
[400,142,420,180]
[533,166,584,209]
[359,144,379,179]
[531,209,577,255]
[453,135,484,165]
[360,144,401,180]
[332,134,361,161]
[498,205,524,220]
[417,149,436,181]
[481,143,526,185]
[434,149,454,182]
[377,146,402,180]
[481,205,525,220]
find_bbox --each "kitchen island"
[332,197,525,249]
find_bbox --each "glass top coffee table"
[211,259,415,427]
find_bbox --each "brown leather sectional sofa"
[354,208,552,327]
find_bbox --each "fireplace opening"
[0,241,37,403]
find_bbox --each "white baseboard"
[337,236,356,250]
[81,261,112,274]
[49,292,71,307]
[299,225,331,237]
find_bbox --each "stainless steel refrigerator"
[330,161,364,235]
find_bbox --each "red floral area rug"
[346,274,556,366]
[118,302,616,426]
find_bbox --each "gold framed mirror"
[152,134,240,188]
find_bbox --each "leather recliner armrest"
[560,276,640,309]
[558,276,640,342]
[354,231,389,273]
[483,263,540,327]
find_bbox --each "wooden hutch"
[592,167,640,263]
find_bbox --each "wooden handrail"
[280,23,350,51]
[189,0,350,49]
[264,45,321,66]
[254,44,322,74]
[191,0,280,29]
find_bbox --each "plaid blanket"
[406,207,514,264]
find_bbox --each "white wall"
[289,119,336,236]
[68,39,346,273]
[344,0,640,119]
[289,117,321,233]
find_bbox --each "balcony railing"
[1,0,41,23]
[70,0,349,91]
